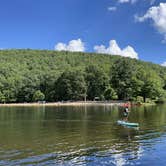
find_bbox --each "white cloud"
[118,0,130,3]
[118,0,137,4]
[108,6,117,11]
[135,3,166,42]
[118,0,155,5]
[55,39,85,52]
[94,40,138,59]
[161,62,166,67]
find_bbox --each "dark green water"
[0,105,166,165]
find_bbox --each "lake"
[0,104,166,165]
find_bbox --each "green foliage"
[55,70,86,101]
[85,65,109,100]
[111,58,138,100]
[0,49,165,103]
[0,92,6,103]
[32,90,45,102]
[136,96,144,102]
[104,86,118,100]
[156,97,166,104]
[137,69,163,102]
[155,90,166,103]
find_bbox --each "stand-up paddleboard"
[117,120,139,127]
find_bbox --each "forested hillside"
[0,49,166,103]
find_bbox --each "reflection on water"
[0,105,166,165]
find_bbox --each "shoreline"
[0,101,156,107]
[0,101,127,107]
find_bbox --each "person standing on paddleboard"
[123,103,130,121]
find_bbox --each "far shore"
[0,101,156,107]
[0,101,129,107]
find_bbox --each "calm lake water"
[0,104,166,165]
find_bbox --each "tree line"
[0,49,166,103]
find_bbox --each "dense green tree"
[159,68,166,90]
[32,90,45,102]
[0,49,164,103]
[0,92,6,103]
[104,86,118,100]
[111,58,138,100]
[17,74,40,102]
[85,65,109,100]
[55,70,87,101]
[137,69,163,102]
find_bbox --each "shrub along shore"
[0,49,165,104]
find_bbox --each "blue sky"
[0,0,166,65]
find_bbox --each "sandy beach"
[0,101,126,107]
